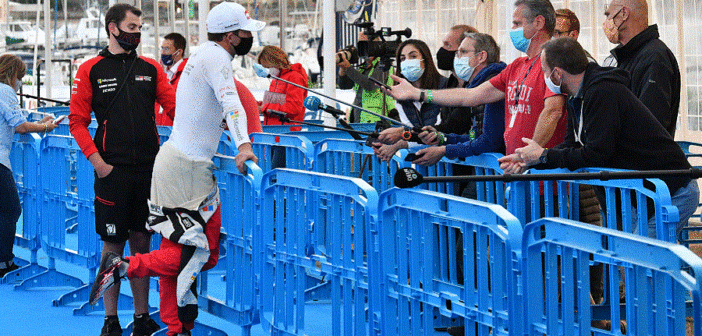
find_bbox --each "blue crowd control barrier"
[418,153,507,204]
[522,217,702,336]
[677,141,702,160]
[259,169,379,336]
[313,139,408,192]
[30,135,137,315]
[287,130,356,142]
[37,106,70,116]
[250,132,314,172]
[377,188,523,336]
[3,133,47,284]
[198,158,262,336]
[347,123,376,133]
[523,167,679,242]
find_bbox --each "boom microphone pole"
[19,93,70,106]
[394,167,702,189]
[266,110,375,137]
[253,64,411,128]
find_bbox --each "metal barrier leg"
[13,258,83,291]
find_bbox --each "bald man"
[602,0,680,137]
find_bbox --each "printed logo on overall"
[134,75,152,82]
[106,223,117,236]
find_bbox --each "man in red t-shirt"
[386,0,567,156]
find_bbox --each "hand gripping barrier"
[197,158,262,336]
[259,169,379,336]
[522,218,702,336]
[313,139,409,192]
[250,132,315,172]
[2,133,46,284]
[377,188,523,336]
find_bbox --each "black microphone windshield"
[394,167,424,189]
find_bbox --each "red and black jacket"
[69,48,175,167]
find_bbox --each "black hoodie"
[541,63,691,194]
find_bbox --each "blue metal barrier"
[250,133,314,172]
[198,158,262,336]
[287,130,356,142]
[313,139,408,192]
[3,133,46,284]
[27,135,136,315]
[377,188,523,336]
[417,153,507,204]
[522,167,679,242]
[259,169,379,336]
[522,217,702,335]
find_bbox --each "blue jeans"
[0,164,21,263]
[645,179,700,239]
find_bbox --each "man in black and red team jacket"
[68,4,175,336]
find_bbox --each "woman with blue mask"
[374,39,446,162]
[0,54,58,278]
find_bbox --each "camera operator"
[337,32,397,123]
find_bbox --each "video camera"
[352,21,411,71]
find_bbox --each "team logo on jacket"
[134,75,152,82]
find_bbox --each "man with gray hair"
[387,0,567,160]
[602,0,680,137]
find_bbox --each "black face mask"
[233,36,254,56]
[113,27,140,51]
[436,47,456,71]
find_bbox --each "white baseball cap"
[206,2,266,34]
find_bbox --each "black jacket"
[610,24,680,137]
[70,48,175,167]
[434,74,474,135]
[541,63,691,194]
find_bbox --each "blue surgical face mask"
[14,79,21,92]
[453,54,476,82]
[544,68,562,95]
[400,59,425,83]
[161,53,174,66]
[510,27,533,53]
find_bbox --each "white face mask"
[14,79,21,92]
[268,67,281,77]
[544,68,561,95]
[400,59,425,82]
[453,54,476,82]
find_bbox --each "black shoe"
[131,314,161,336]
[89,252,128,305]
[100,317,122,336]
[0,262,19,278]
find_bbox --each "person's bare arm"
[386,75,505,107]
[531,95,566,146]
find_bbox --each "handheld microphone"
[303,96,346,117]
[266,109,289,121]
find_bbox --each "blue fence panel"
[4,133,45,283]
[377,188,523,336]
[287,130,356,143]
[522,218,702,336]
[523,167,679,242]
[259,169,379,336]
[198,158,262,336]
[418,153,507,204]
[313,139,409,193]
[250,133,314,172]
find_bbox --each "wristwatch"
[538,149,548,164]
[418,90,426,102]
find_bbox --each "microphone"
[303,96,346,117]
[394,167,425,189]
[266,109,289,121]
